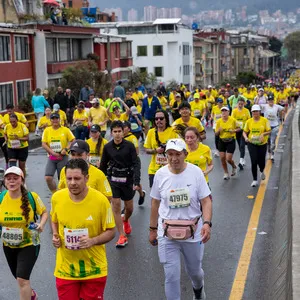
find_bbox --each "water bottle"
[28,222,40,246]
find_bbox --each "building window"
[72,39,82,60]
[154,67,163,77]
[183,65,190,76]
[46,38,58,62]
[114,43,118,59]
[0,36,11,61]
[137,46,147,56]
[17,80,31,102]
[15,36,29,61]
[59,39,71,62]
[120,42,127,58]
[0,83,13,111]
[183,44,190,56]
[139,67,147,74]
[153,45,163,56]
[68,0,73,7]
[243,48,248,56]
[48,79,60,88]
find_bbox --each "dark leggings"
[247,143,267,180]
[0,137,8,163]
[236,131,246,158]
[215,135,220,150]
[132,131,143,140]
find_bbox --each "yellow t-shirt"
[186,143,212,182]
[124,133,139,149]
[42,126,75,153]
[215,116,238,139]
[38,116,51,129]
[212,106,222,121]
[136,105,142,113]
[158,96,168,110]
[3,112,27,125]
[144,127,178,174]
[190,101,206,118]
[58,165,112,198]
[0,115,5,138]
[73,109,88,127]
[231,107,251,129]
[172,117,205,134]
[132,91,144,104]
[53,110,67,126]
[51,188,115,280]
[86,138,108,167]
[147,97,153,107]
[4,122,29,148]
[243,117,271,145]
[169,93,175,106]
[110,112,128,122]
[88,107,109,131]
[0,191,46,248]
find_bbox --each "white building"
[157,8,170,19]
[92,19,193,86]
[144,6,157,21]
[170,8,182,18]
[128,9,138,22]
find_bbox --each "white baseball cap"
[258,88,264,92]
[221,106,230,111]
[90,98,99,104]
[208,85,212,88]
[4,166,24,179]
[165,139,187,152]
[251,104,261,112]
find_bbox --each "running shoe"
[138,190,146,205]
[193,286,206,300]
[231,166,237,176]
[214,150,220,157]
[223,173,230,180]
[240,158,246,166]
[238,163,244,171]
[121,208,125,216]
[261,172,266,180]
[271,155,274,162]
[251,180,258,187]
[31,289,38,300]
[116,235,128,248]
[123,220,132,235]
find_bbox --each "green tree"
[269,36,283,53]
[128,69,150,88]
[236,72,256,85]
[284,31,300,62]
[60,61,111,100]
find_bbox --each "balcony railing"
[47,60,91,74]
[120,57,133,68]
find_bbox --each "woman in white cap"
[128,105,143,140]
[149,138,212,300]
[243,105,271,187]
[215,106,241,180]
[0,167,48,300]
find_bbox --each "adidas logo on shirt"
[86,215,93,221]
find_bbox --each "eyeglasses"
[155,117,165,121]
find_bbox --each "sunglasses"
[155,117,165,121]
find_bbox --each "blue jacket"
[31,95,50,113]
[141,96,161,120]
[113,85,125,100]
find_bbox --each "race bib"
[64,228,88,250]
[131,123,139,131]
[11,139,21,148]
[215,114,221,120]
[237,121,244,128]
[194,109,201,117]
[89,156,100,166]
[75,121,83,126]
[251,135,261,144]
[156,154,168,165]
[168,188,190,209]
[267,114,276,121]
[2,227,23,246]
[111,176,127,183]
[50,141,62,153]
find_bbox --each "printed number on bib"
[131,123,139,130]
[50,141,62,152]
[267,114,276,121]
[89,156,100,166]
[251,135,261,144]
[215,114,221,120]
[2,227,23,246]
[11,140,21,148]
[156,154,168,165]
[194,110,201,117]
[237,121,243,128]
[111,176,126,183]
[168,188,190,209]
[64,228,88,250]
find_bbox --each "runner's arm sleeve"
[99,146,109,175]
[132,149,141,185]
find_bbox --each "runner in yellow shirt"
[131,88,144,105]
[53,104,67,127]
[231,98,251,169]
[38,107,52,132]
[4,114,29,176]
[73,103,89,140]
[211,98,223,156]
[58,140,112,200]
[88,98,109,137]
[0,166,48,300]
[3,104,28,127]
[243,105,271,187]
[215,107,240,179]
[86,125,108,168]
[157,91,168,110]
[0,114,8,168]
[51,159,115,300]
[107,98,130,121]
[190,93,207,121]
[185,127,213,183]
[42,113,75,193]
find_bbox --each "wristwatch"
[203,221,212,227]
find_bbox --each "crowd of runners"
[0,81,298,300]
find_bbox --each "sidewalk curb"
[292,103,300,299]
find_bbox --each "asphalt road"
[0,126,287,300]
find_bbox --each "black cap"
[90,124,100,132]
[70,140,90,153]
[268,93,275,100]
[234,88,239,92]
[178,101,191,111]
[50,113,60,119]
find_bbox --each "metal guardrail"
[24,112,37,132]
